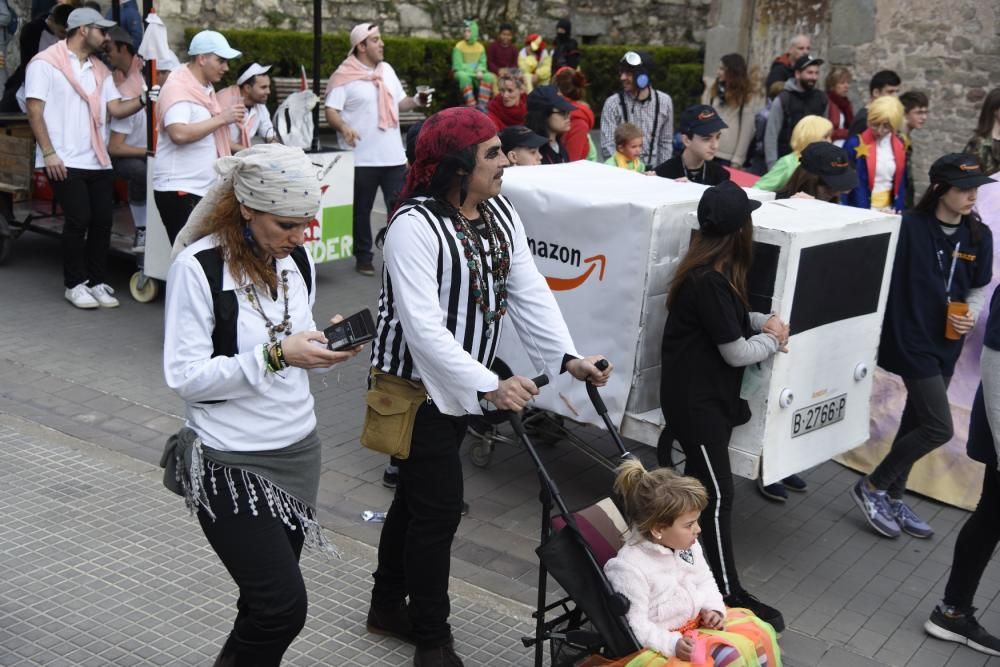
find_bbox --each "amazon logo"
[527,237,607,291]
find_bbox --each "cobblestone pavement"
[0,414,536,666]
[3,201,1000,665]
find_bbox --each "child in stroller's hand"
[603,460,781,666]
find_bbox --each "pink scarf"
[32,41,112,167]
[113,55,144,100]
[325,55,398,130]
[216,84,258,148]
[156,64,231,158]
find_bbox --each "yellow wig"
[867,95,905,132]
[790,115,834,155]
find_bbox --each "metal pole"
[311,0,321,152]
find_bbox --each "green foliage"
[184,29,705,127]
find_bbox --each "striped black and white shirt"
[599,89,674,167]
[371,194,578,416]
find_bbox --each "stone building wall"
[139,0,710,49]
[704,0,999,196]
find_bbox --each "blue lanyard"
[935,241,961,302]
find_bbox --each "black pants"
[353,165,405,263]
[197,470,308,666]
[154,190,202,245]
[943,465,1000,609]
[869,375,954,499]
[678,429,741,597]
[51,168,114,288]
[371,402,468,648]
[112,157,147,203]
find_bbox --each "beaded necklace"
[449,201,511,339]
[244,269,292,344]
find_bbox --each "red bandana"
[399,107,499,201]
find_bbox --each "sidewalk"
[3,214,1000,665]
[0,414,534,666]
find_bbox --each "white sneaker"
[87,283,120,308]
[65,283,99,309]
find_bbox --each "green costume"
[452,20,496,107]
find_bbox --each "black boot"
[367,601,415,644]
[413,641,464,667]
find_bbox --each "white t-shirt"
[324,61,406,167]
[110,107,146,149]
[25,57,121,170]
[228,102,275,145]
[152,97,218,196]
[873,133,896,193]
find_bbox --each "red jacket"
[563,100,595,162]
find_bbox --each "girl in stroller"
[603,460,780,666]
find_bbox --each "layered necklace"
[244,269,292,344]
[449,202,511,339]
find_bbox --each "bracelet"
[274,341,287,369]
[264,343,280,374]
[42,148,56,158]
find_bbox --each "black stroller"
[486,359,642,666]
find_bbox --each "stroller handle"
[532,374,549,389]
[586,359,610,417]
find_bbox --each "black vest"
[777,88,828,157]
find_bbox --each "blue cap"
[188,30,242,60]
[526,86,575,114]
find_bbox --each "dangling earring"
[243,219,255,246]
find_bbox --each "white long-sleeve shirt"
[604,535,726,657]
[163,235,319,451]
[371,195,579,416]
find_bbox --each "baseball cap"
[800,142,858,192]
[679,104,728,136]
[66,8,116,30]
[526,86,575,114]
[499,125,547,153]
[108,25,133,46]
[793,54,824,71]
[697,181,761,237]
[188,30,242,59]
[929,153,996,189]
[349,23,379,55]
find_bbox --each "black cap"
[499,125,547,153]
[793,54,824,71]
[109,25,134,47]
[929,153,995,189]
[697,181,761,237]
[800,142,858,192]
[679,104,728,136]
[526,85,575,114]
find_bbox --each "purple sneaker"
[888,498,933,538]
[851,478,901,538]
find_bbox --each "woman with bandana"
[162,144,364,666]
[365,107,612,666]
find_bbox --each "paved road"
[3,201,1000,665]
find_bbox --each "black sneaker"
[925,605,1000,656]
[383,469,399,489]
[414,641,464,666]
[724,589,785,633]
[356,259,376,276]
[367,602,415,644]
[757,477,788,502]
[782,474,808,492]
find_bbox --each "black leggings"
[943,465,1000,610]
[678,431,741,597]
[197,471,307,666]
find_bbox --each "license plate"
[791,394,846,438]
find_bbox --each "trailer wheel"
[130,271,159,303]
